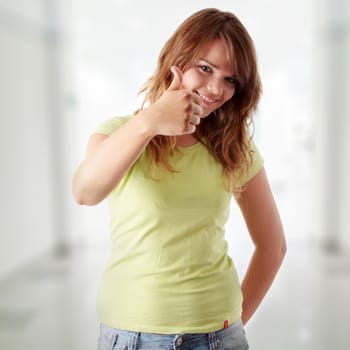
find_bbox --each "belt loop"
[208,331,220,350]
[129,331,139,350]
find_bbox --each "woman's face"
[181,39,237,118]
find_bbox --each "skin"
[72,38,286,325]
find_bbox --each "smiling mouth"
[196,92,217,105]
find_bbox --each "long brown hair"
[139,8,262,192]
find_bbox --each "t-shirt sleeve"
[237,142,264,187]
[93,115,132,136]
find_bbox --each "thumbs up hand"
[143,66,203,136]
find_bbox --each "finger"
[184,123,196,134]
[189,115,201,126]
[192,103,203,117]
[191,92,202,105]
[168,66,183,91]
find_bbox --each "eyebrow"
[199,58,236,78]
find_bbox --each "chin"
[201,110,215,118]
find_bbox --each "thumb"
[168,66,183,91]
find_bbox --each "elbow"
[73,191,102,206]
[262,236,287,264]
[73,193,91,206]
[72,179,103,206]
[278,237,287,263]
[72,190,98,206]
[273,226,287,262]
[281,235,287,256]
[281,240,287,256]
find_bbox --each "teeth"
[199,94,216,104]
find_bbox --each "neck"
[176,135,198,147]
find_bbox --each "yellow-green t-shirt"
[94,115,264,333]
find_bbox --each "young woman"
[73,8,286,350]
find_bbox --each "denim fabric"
[97,320,249,350]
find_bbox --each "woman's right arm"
[72,67,202,206]
[72,116,155,206]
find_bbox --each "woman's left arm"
[235,167,287,325]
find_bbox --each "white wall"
[0,0,75,281]
[0,2,53,280]
[313,0,350,252]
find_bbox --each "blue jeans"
[97,320,249,350]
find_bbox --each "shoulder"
[236,141,264,187]
[93,115,133,136]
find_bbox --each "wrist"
[133,108,158,139]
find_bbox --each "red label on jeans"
[224,320,229,329]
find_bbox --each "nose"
[207,77,223,96]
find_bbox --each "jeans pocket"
[217,320,249,350]
[97,324,119,350]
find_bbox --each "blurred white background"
[0,0,349,349]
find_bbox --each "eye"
[199,65,212,73]
[225,77,238,86]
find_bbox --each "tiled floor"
[0,240,349,350]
